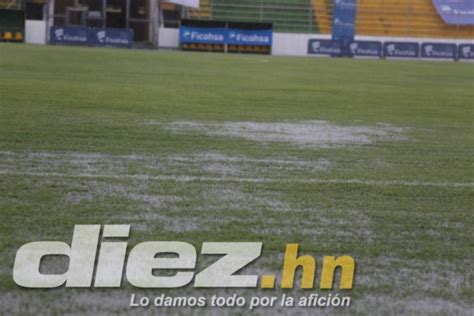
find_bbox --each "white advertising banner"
[165,0,200,9]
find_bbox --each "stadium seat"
[14,32,23,41]
[2,31,13,41]
[311,0,332,34]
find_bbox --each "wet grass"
[0,43,473,315]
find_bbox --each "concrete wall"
[24,23,473,57]
[25,20,47,44]
[158,27,180,48]
[272,33,330,56]
[156,30,473,55]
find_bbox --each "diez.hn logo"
[13,225,355,290]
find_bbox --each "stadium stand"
[355,0,474,39]
[1,0,472,42]
[187,0,319,33]
[185,0,472,39]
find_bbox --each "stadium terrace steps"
[184,0,472,39]
[356,0,474,39]
[311,0,332,34]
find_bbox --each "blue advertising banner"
[432,0,474,25]
[227,29,272,46]
[50,26,89,45]
[347,41,382,57]
[332,0,357,41]
[420,43,457,59]
[458,44,474,60]
[179,26,227,44]
[179,26,272,46]
[383,42,419,58]
[308,39,343,57]
[91,28,133,48]
[50,26,133,48]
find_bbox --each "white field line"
[0,150,325,167]
[0,170,472,188]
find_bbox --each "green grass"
[0,43,473,315]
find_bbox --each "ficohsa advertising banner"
[308,39,343,57]
[458,44,474,60]
[383,42,420,58]
[347,41,382,58]
[227,29,272,46]
[179,27,228,44]
[179,26,272,46]
[50,26,89,45]
[420,43,457,60]
[50,26,133,48]
[91,28,133,48]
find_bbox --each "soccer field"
[0,43,473,315]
